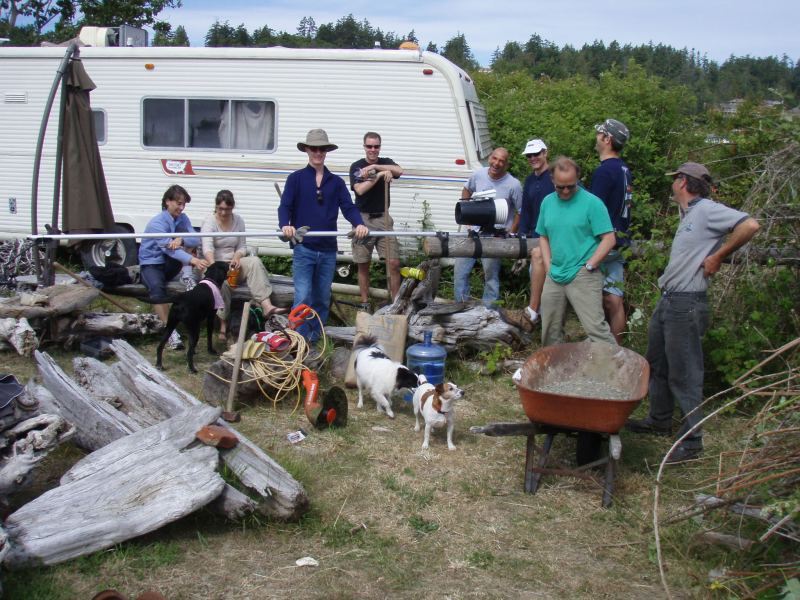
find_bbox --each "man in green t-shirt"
[535,156,617,347]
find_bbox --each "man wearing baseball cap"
[592,118,633,344]
[518,138,554,325]
[278,128,368,341]
[626,162,760,464]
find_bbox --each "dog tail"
[353,334,379,352]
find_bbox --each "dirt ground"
[1,334,718,600]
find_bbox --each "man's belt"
[661,290,707,299]
[367,212,384,219]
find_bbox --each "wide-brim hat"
[297,128,338,152]
[666,162,710,180]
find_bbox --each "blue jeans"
[454,257,501,306]
[645,293,709,450]
[292,244,336,341]
[140,257,182,303]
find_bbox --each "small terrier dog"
[412,375,464,450]
[354,335,419,419]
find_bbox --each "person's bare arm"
[461,186,472,200]
[702,217,760,276]
[587,232,617,268]
[539,236,552,274]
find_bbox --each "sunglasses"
[555,184,577,192]
[316,188,323,205]
[526,151,544,158]
[364,144,381,149]
[307,146,328,153]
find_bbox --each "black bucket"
[455,198,508,227]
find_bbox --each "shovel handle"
[225,300,251,413]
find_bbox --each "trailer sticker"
[161,159,195,175]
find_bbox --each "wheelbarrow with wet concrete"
[471,340,649,507]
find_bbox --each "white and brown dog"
[354,335,420,419]
[412,375,464,450]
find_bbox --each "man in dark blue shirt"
[591,118,632,343]
[279,129,368,340]
[518,138,555,325]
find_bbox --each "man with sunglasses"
[592,118,633,344]
[279,129,368,341]
[626,162,759,464]
[518,138,555,326]
[536,156,617,348]
[349,132,404,309]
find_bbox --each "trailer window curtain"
[143,97,275,152]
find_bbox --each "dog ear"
[435,383,445,394]
[431,394,442,412]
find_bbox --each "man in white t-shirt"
[454,147,523,307]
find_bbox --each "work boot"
[624,418,671,436]
[664,446,702,465]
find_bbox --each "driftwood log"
[50,312,163,343]
[4,410,225,568]
[0,411,76,496]
[88,339,308,520]
[423,235,530,259]
[0,318,38,356]
[0,285,99,320]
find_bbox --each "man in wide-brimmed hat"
[278,129,368,341]
[626,162,760,464]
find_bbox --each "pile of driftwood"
[0,339,308,569]
[326,259,532,350]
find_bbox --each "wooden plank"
[4,444,224,567]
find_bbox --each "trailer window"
[467,101,492,160]
[143,98,275,151]
[92,109,106,144]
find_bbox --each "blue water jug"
[406,330,447,385]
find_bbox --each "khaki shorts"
[352,212,400,263]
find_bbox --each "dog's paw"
[448,444,457,451]
[421,442,429,450]
[188,366,198,374]
[156,363,165,371]
[386,410,395,419]
[414,424,420,432]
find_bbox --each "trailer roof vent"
[79,25,148,47]
[4,92,27,104]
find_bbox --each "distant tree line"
[2,6,798,107]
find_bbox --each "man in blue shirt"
[279,129,368,341]
[591,118,633,343]
[518,138,555,325]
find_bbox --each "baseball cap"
[595,118,630,146]
[521,139,547,155]
[666,162,710,180]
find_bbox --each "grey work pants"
[540,268,616,347]
[645,293,709,450]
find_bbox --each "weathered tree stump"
[0,318,38,356]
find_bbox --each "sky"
[155,0,800,66]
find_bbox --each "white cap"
[521,139,547,155]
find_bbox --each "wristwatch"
[585,263,595,272]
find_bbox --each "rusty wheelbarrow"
[471,340,649,507]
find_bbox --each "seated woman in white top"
[201,189,286,339]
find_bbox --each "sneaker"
[358,301,371,313]
[181,275,197,291]
[625,418,672,436]
[664,446,702,465]
[167,330,184,350]
[524,306,540,325]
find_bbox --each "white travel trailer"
[0,38,492,265]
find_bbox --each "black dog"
[156,261,228,373]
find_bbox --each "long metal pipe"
[28,230,479,241]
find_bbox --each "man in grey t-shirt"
[626,162,759,464]
[454,147,523,306]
